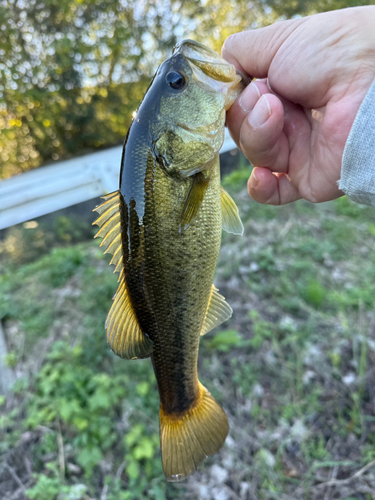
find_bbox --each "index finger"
[221,18,303,79]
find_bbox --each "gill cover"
[152,39,245,179]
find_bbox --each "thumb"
[221,18,305,79]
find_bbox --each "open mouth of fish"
[173,39,248,109]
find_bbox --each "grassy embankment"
[1,163,375,499]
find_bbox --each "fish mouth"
[173,39,246,109]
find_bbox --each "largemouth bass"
[93,39,244,482]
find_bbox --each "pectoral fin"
[105,274,153,359]
[201,285,232,336]
[93,191,124,275]
[221,186,244,235]
[179,173,209,233]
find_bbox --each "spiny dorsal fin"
[93,191,124,276]
[105,278,153,359]
[201,284,232,336]
[179,173,209,233]
[221,186,244,235]
[93,191,153,359]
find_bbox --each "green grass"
[2,176,375,499]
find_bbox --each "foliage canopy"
[0,0,371,178]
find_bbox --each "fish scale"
[146,162,221,414]
[93,39,245,482]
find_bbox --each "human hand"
[222,7,375,205]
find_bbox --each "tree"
[0,0,371,179]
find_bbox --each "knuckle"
[240,137,279,168]
[221,34,236,57]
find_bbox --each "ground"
[1,161,375,500]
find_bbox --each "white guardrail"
[0,130,237,230]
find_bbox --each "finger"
[248,167,301,205]
[283,100,312,151]
[280,100,312,189]
[226,80,270,145]
[221,18,304,79]
[240,94,289,173]
[227,85,289,174]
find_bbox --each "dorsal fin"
[105,278,153,359]
[201,285,232,336]
[221,186,244,235]
[93,191,124,276]
[93,191,153,359]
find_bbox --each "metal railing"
[0,130,236,230]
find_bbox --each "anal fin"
[201,285,232,336]
[106,278,153,359]
[221,186,244,235]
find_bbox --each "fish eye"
[165,71,187,90]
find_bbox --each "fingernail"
[248,95,271,127]
[239,81,261,113]
[250,169,259,187]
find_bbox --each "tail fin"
[159,383,229,482]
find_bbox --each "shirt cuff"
[338,78,375,206]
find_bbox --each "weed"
[2,188,375,498]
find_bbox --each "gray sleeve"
[338,78,375,206]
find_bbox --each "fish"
[93,39,244,482]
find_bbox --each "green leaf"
[89,391,112,411]
[208,329,242,352]
[136,381,149,397]
[133,436,155,460]
[77,446,103,473]
[304,279,326,308]
[125,424,144,447]
[126,459,140,480]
